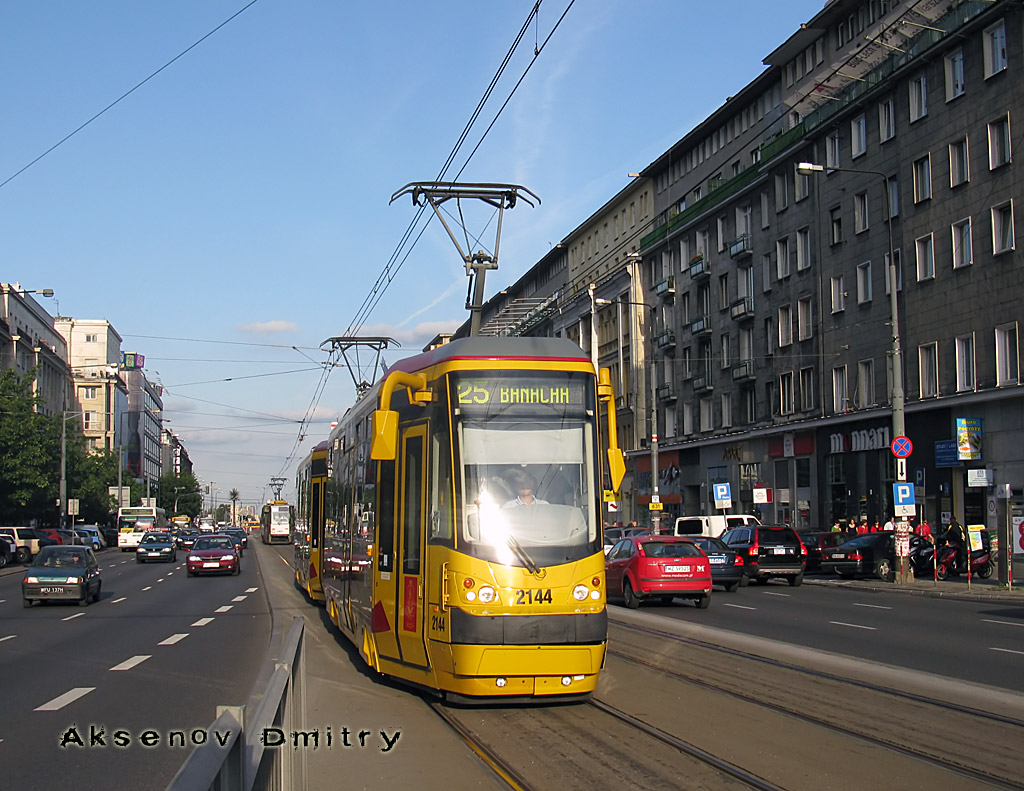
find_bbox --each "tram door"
[396,426,429,667]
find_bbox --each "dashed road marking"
[158,634,189,646]
[991,647,1024,656]
[763,592,790,597]
[0,635,16,643]
[245,587,258,593]
[192,618,214,627]
[231,596,247,602]
[722,603,756,610]
[853,603,892,610]
[35,688,95,711]
[110,655,151,671]
[214,606,232,613]
[142,586,152,591]
[983,619,1024,628]
[829,621,877,630]
[111,597,127,603]
[62,613,85,621]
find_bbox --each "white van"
[671,514,761,538]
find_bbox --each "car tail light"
[850,552,863,562]
[748,536,759,557]
[798,537,808,556]
[734,554,744,566]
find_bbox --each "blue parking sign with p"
[893,483,915,506]
[714,483,731,501]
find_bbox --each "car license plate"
[41,586,65,593]
[709,556,726,564]
[773,547,787,555]
[665,565,690,573]
[833,553,846,559]
[202,562,220,568]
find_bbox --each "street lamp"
[797,162,906,483]
[596,295,662,532]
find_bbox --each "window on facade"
[741,388,756,424]
[80,386,98,399]
[84,334,98,343]
[851,114,867,158]
[795,227,811,271]
[682,346,692,378]
[857,261,872,303]
[984,20,1007,78]
[776,237,790,279]
[83,411,96,430]
[988,115,1012,168]
[956,334,975,392]
[760,191,770,228]
[699,397,714,432]
[721,392,732,428]
[682,402,693,435]
[831,275,845,313]
[913,155,932,202]
[798,297,812,341]
[885,249,903,295]
[857,360,874,408]
[800,367,816,411]
[919,343,939,397]
[739,327,753,362]
[993,201,1015,253]
[916,234,935,280]
[794,166,809,201]
[829,207,843,245]
[833,366,849,413]
[775,173,789,211]
[826,131,841,169]
[720,333,730,369]
[717,216,728,251]
[762,253,772,292]
[944,47,965,101]
[909,73,928,121]
[736,205,752,237]
[765,317,774,357]
[778,305,793,347]
[879,97,896,142]
[952,218,973,268]
[949,138,969,186]
[780,371,795,415]
[887,176,899,218]
[854,192,869,233]
[995,323,1020,385]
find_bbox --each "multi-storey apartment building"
[465,0,1022,534]
[0,283,69,417]
[123,366,164,491]
[54,317,129,454]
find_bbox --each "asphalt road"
[0,546,271,791]
[623,576,1024,692]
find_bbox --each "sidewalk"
[804,555,1024,603]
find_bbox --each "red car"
[605,535,712,609]
[186,535,240,577]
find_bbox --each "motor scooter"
[935,542,994,580]
[909,539,937,576]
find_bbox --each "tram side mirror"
[608,448,626,494]
[371,410,398,460]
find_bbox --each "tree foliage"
[0,369,60,523]
[157,471,202,518]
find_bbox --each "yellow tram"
[296,336,625,701]
[294,442,329,601]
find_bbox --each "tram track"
[608,619,1024,790]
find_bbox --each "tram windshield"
[451,372,600,567]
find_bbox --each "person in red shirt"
[915,520,932,542]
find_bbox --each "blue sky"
[1,1,815,508]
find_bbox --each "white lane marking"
[0,599,5,603]
[830,621,877,631]
[111,597,127,603]
[723,603,757,610]
[35,687,95,711]
[763,592,790,597]
[991,647,1024,656]
[62,613,85,621]
[158,634,189,646]
[214,606,232,613]
[245,587,258,593]
[231,596,247,602]
[983,619,1024,628]
[0,635,16,643]
[110,655,151,671]
[192,618,214,627]
[853,603,893,610]
[142,586,152,591]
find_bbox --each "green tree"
[0,368,60,524]
[215,503,231,524]
[158,471,202,518]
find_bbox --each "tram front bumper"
[436,642,605,697]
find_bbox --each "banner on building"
[955,418,982,461]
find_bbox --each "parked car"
[0,536,12,568]
[603,525,649,554]
[136,532,177,563]
[690,536,746,592]
[187,535,240,577]
[0,526,56,563]
[55,529,87,545]
[798,531,850,572]
[821,531,928,581]
[719,524,807,586]
[22,546,102,607]
[605,535,712,608]
[671,514,762,538]
[73,525,104,551]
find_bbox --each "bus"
[171,515,192,532]
[117,506,168,551]
[261,501,294,545]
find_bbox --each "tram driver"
[503,468,549,508]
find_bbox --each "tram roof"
[386,336,589,375]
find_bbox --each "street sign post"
[893,482,916,517]
[713,482,732,510]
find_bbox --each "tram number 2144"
[514,588,553,605]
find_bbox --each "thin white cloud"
[238,320,298,334]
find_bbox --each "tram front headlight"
[572,584,589,601]
[477,585,497,604]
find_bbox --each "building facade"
[0,283,69,417]
[123,366,164,492]
[462,0,1022,535]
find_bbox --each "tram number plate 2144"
[514,589,553,605]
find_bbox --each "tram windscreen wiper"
[505,533,540,575]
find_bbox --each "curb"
[803,575,1024,604]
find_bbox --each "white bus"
[117,506,168,551]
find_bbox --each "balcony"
[655,275,675,299]
[689,315,712,336]
[692,374,713,392]
[730,296,755,321]
[731,359,756,381]
[654,330,676,350]
[728,234,752,259]
[656,382,677,402]
[688,255,710,280]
